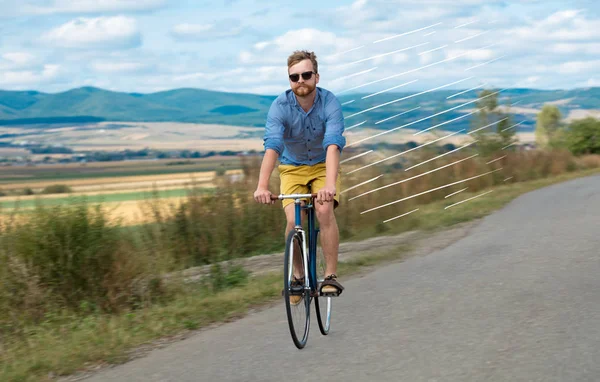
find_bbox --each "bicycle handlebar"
[270,193,317,200]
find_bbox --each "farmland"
[0,156,243,224]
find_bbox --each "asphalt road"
[86,173,600,382]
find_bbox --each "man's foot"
[285,276,305,306]
[320,274,344,296]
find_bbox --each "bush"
[41,184,72,194]
[566,117,600,155]
[0,200,169,329]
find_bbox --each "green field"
[0,187,216,210]
[0,157,241,184]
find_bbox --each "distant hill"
[0,86,599,132]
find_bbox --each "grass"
[1,248,409,382]
[2,166,599,382]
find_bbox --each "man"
[253,50,345,297]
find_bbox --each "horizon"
[2,84,599,98]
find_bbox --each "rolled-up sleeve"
[322,96,346,152]
[264,101,285,155]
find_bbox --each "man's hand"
[254,188,274,204]
[316,185,336,205]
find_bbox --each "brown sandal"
[320,274,344,296]
[281,276,305,296]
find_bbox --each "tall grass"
[1,145,600,380]
[0,147,599,339]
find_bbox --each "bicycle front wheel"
[284,229,310,349]
[314,229,332,335]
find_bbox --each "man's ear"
[315,73,320,85]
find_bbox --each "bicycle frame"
[275,192,320,296]
[293,197,319,296]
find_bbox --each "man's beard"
[293,84,315,97]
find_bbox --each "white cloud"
[43,16,141,49]
[2,52,35,66]
[550,43,600,55]
[0,52,38,70]
[238,51,253,64]
[254,41,270,51]
[91,61,147,73]
[0,64,63,88]
[392,53,409,64]
[171,20,245,40]
[172,23,213,36]
[445,48,495,61]
[237,28,352,68]
[23,0,166,14]
[585,78,600,87]
[557,60,600,74]
[505,9,600,42]
[272,28,343,53]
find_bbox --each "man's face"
[288,59,319,97]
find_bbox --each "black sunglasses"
[289,71,316,82]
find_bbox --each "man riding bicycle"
[253,50,345,297]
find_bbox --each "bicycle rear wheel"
[284,229,310,349]
[314,230,332,335]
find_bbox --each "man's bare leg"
[284,203,305,278]
[314,201,338,276]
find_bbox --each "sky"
[0,0,598,95]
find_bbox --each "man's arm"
[256,148,279,189]
[255,101,284,204]
[319,95,346,203]
[325,145,340,189]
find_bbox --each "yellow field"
[0,171,217,192]
[0,168,246,226]
[105,198,189,225]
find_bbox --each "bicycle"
[270,192,338,349]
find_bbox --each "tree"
[470,89,517,157]
[535,104,563,149]
[566,117,600,155]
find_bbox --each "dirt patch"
[169,220,480,284]
[565,109,600,122]
[547,98,574,106]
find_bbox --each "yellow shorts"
[278,162,341,209]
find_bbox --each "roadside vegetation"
[1,89,600,381]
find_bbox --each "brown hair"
[287,50,318,73]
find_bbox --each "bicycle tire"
[283,229,310,349]
[314,229,332,335]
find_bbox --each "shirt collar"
[289,87,321,111]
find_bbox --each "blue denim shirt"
[263,87,346,166]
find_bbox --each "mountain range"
[1,86,599,132]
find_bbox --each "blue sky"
[0,0,598,95]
